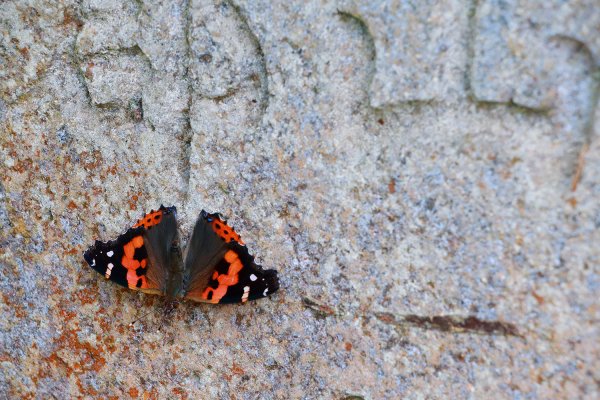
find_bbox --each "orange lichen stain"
[375,313,395,324]
[84,63,94,79]
[172,387,188,399]
[96,314,111,332]
[210,217,244,245]
[129,387,140,398]
[201,250,244,303]
[10,157,33,173]
[143,388,159,400]
[18,46,29,57]
[345,342,352,351]
[74,286,99,305]
[532,291,545,305]
[133,209,163,229]
[106,165,118,175]
[231,362,245,375]
[566,197,577,208]
[65,246,79,255]
[11,217,31,238]
[3,292,27,318]
[129,193,141,210]
[79,150,103,171]
[515,234,524,247]
[41,319,107,396]
[388,178,395,194]
[571,142,589,192]
[62,8,83,29]
[67,200,77,210]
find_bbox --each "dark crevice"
[230,0,270,118]
[375,312,522,337]
[0,181,12,230]
[465,0,550,113]
[302,297,337,318]
[465,0,479,101]
[336,10,377,109]
[542,36,600,192]
[205,89,238,103]
[301,297,521,337]
[182,0,194,203]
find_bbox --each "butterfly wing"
[83,205,179,295]
[182,210,279,304]
[202,211,245,245]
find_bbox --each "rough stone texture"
[0,0,598,399]
[472,0,599,111]
[339,0,470,105]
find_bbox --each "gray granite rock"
[339,0,470,106]
[1,0,598,398]
[472,0,599,112]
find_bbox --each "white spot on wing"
[91,259,96,266]
[105,264,113,278]
[263,288,268,297]
[106,250,114,257]
[107,263,114,270]
[242,286,250,303]
[250,274,257,281]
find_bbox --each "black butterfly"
[83,206,279,304]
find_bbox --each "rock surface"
[1,0,598,398]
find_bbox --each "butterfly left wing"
[83,206,179,295]
[182,210,279,304]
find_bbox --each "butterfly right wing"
[181,211,231,301]
[182,210,279,304]
[201,211,245,245]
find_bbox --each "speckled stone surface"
[1,1,598,399]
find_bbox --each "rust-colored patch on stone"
[302,297,336,317]
[376,312,521,337]
[18,46,30,60]
[80,150,104,171]
[143,388,159,400]
[73,285,99,305]
[129,387,140,398]
[39,309,110,395]
[62,8,83,29]
[531,291,545,305]
[172,387,188,399]
[388,178,395,194]
[232,362,245,375]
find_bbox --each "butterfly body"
[84,206,279,304]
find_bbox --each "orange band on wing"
[201,250,244,303]
[121,235,150,289]
[133,209,163,229]
[210,218,244,245]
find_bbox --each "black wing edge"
[230,241,280,299]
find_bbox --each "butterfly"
[83,206,279,304]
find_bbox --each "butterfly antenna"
[127,309,153,327]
